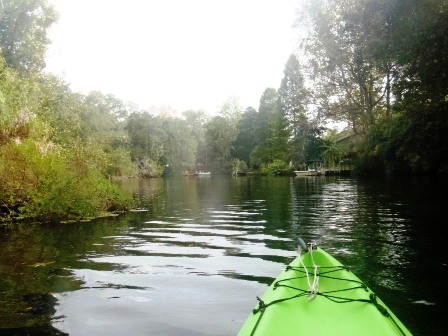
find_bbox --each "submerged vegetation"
[1,0,447,221]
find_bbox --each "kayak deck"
[239,247,412,336]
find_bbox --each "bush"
[136,158,164,177]
[0,140,133,221]
[259,160,291,176]
[359,103,448,175]
[104,148,137,177]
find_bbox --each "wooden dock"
[324,169,351,176]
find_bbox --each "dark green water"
[0,176,446,335]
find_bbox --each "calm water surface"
[0,176,447,335]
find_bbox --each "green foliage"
[205,115,238,173]
[248,89,289,167]
[305,125,326,162]
[0,0,58,73]
[182,109,208,171]
[358,114,412,175]
[0,54,133,221]
[279,54,309,141]
[321,141,345,167]
[0,59,47,144]
[299,0,448,175]
[160,117,197,174]
[126,112,165,164]
[104,148,137,177]
[0,140,133,221]
[218,96,243,122]
[360,103,448,174]
[0,141,40,215]
[259,160,291,176]
[405,104,448,174]
[232,106,258,165]
[278,55,315,165]
[126,112,198,175]
[2,0,447,225]
[231,158,248,175]
[32,75,84,144]
[301,0,391,133]
[386,0,448,105]
[136,158,164,178]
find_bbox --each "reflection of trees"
[289,176,326,243]
[241,177,293,252]
[0,216,131,329]
[289,177,414,294]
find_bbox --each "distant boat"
[294,169,322,177]
[295,160,324,177]
[195,171,211,176]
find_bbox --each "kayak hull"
[238,248,412,336]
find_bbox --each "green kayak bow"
[239,244,412,336]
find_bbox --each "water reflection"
[290,178,415,292]
[0,176,447,335]
[48,178,293,335]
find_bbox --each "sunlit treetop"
[0,0,58,74]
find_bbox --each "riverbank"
[0,177,135,224]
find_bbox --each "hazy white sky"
[45,0,300,114]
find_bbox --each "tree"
[233,106,258,165]
[258,88,279,143]
[219,96,244,119]
[278,55,310,164]
[250,88,289,166]
[159,117,197,174]
[0,56,46,144]
[278,54,309,139]
[125,112,166,176]
[305,123,326,162]
[321,141,345,167]
[33,74,84,144]
[385,0,448,107]
[182,109,208,170]
[300,0,389,134]
[202,98,243,173]
[204,116,232,173]
[0,0,57,73]
[0,60,133,219]
[125,112,201,176]
[299,0,448,174]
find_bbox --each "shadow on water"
[0,214,139,332]
[0,176,447,335]
[0,326,68,336]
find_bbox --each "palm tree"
[321,142,345,168]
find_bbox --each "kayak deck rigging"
[239,245,412,336]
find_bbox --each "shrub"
[260,160,291,176]
[0,140,133,221]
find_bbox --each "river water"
[0,176,446,335]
